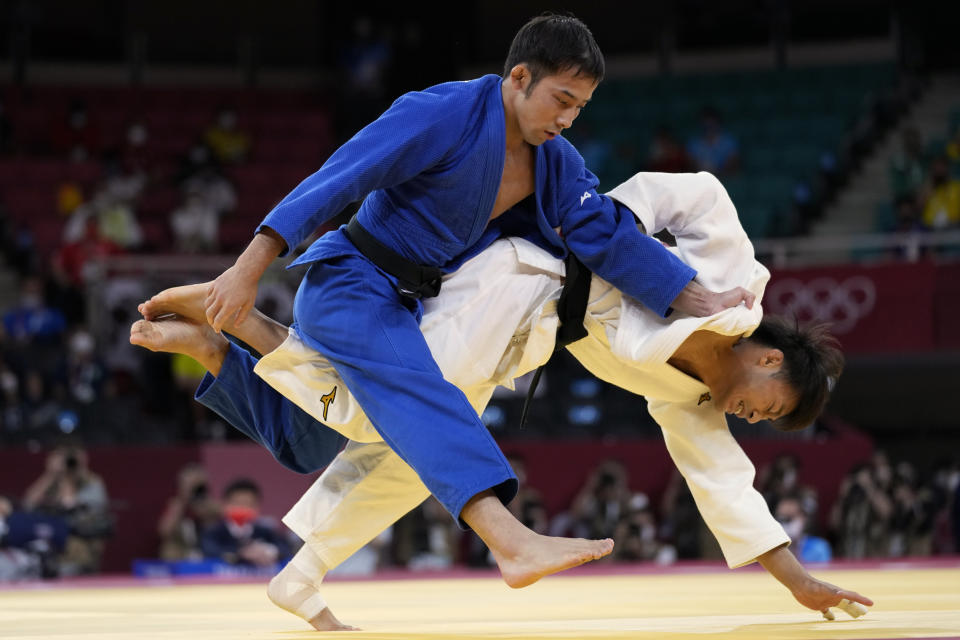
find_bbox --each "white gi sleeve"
[606,171,756,294]
[647,398,790,568]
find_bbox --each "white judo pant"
[256,237,563,569]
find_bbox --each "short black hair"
[746,316,844,431]
[503,14,604,90]
[223,477,262,501]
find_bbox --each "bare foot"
[139,282,212,323]
[266,564,359,631]
[491,533,614,589]
[129,316,228,374]
[307,608,359,632]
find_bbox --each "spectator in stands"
[505,454,548,535]
[892,198,924,232]
[0,494,69,580]
[658,468,708,560]
[121,118,154,173]
[919,155,960,229]
[759,453,801,510]
[405,496,458,571]
[51,100,100,162]
[687,106,740,176]
[53,216,123,287]
[169,185,221,253]
[0,361,22,437]
[62,328,105,406]
[203,107,251,166]
[201,478,289,567]
[169,163,236,253]
[612,495,672,563]
[157,463,221,561]
[2,276,66,346]
[93,155,145,249]
[887,476,928,557]
[551,459,632,540]
[889,127,927,204]
[776,494,831,563]
[945,125,960,172]
[647,125,691,173]
[22,445,112,575]
[19,370,64,437]
[177,141,216,184]
[180,164,237,217]
[830,462,893,559]
[929,459,960,554]
[56,181,85,223]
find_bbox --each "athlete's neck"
[668,331,741,388]
[501,80,528,152]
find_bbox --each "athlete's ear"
[759,348,784,368]
[509,64,530,90]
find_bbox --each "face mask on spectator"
[225,505,258,527]
[779,517,804,542]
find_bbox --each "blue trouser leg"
[195,341,347,474]
[292,256,517,522]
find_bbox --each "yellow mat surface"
[1,566,958,639]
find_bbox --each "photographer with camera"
[157,463,221,561]
[22,445,111,575]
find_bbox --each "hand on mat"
[790,576,873,619]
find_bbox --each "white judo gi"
[254,171,790,572]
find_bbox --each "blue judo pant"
[196,342,347,474]
[291,255,517,520]
[195,255,518,521]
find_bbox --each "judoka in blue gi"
[192,15,753,587]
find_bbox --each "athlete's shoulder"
[388,75,499,127]
[400,75,499,109]
[421,74,501,98]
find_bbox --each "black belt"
[519,252,592,429]
[343,215,443,299]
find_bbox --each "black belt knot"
[343,215,443,300]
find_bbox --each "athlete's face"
[510,65,597,146]
[712,342,799,424]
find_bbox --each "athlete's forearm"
[236,228,286,280]
[757,544,811,593]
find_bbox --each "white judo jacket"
[255,171,790,571]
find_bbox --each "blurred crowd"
[0,91,283,448]
[0,445,110,580]
[2,442,958,582]
[277,450,960,578]
[885,121,960,232]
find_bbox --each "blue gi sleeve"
[257,89,471,255]
[553,144,696,317]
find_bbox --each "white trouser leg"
[283,440,430,570]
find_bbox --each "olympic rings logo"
[766,276,877,333]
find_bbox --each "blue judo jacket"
[258,75,694,318]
